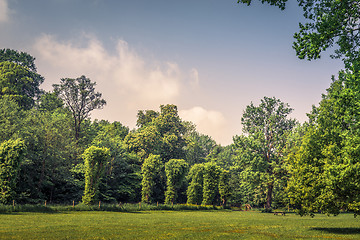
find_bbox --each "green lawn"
[0,210,359,239]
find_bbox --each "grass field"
[0,210,360,239]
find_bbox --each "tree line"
[1,0,360,216]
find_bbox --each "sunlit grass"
[0,210,359,239]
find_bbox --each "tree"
[125,104,186,162]
[202,162,221,206]
[92,121,141,203]
[183,124,217,166]
[287,64,360,216]
[238,96,296,209]
[187,163,205,205]
[141,154,163,203]
[0,49,38,72]
[82,146,110,205]
[219,169,231,207]
[0,61,43,109]
[0,139,26,204]
[164,159,188,204]
[53,75,106,141]
[238,0,360,66]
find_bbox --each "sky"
[0,0,344,145]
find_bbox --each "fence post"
[13,200,15,207]
[73,201,75,208]
[45,200,47,207]
[99,201,101,209]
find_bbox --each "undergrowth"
[0,203,221,214]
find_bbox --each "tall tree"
[287,64,360,216]
[0,139,26,204]
[239,96,296,209]
[53,75,106,141]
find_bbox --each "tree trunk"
[266,182,273,209]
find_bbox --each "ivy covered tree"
[202,162,221,206]
[186,163,205,205]
[164,159,188,204]
[141,154,163,203]
[219,169,231,207]
[82,146,110,205]
[0,139,26,204]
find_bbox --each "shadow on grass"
[311,227,360,235]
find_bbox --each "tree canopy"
[239,0,360,66]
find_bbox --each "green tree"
[238,0,360,66]
[287,64,360,216]
[17,108,79,203]
[82,146,110,205]
[238,96,296,209]
[164,159,188,204]
[0,62,43,109]
[0,139,26,204]
[183,123,217,166]
[0,98,23,142]
[92,121,141,203]
[53,75,106,141]
[186,163,205,205]
[0,49,38,72]
[125,104,186,162]
[141,154,163,203]
[202,162,221,206]
[219,169,231,207]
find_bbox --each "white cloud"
[0,0,9,23]
[180,106,229,144]
[33,34,182,127]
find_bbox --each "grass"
[0,210,360,239]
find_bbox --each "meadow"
[1,209,360,239]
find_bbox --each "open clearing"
[0,210,359,239]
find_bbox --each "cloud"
[179,106,228,144]
[33,34,182,126]
[0,0,9,23]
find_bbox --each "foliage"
[53,75,106,140]
[287,64,360,216]
[164,159,188,204]
[218,169,231,206]
[202,162,222,206]
[187,163,206,205]
[184,125,217,166]
[239,0,360,67]
[0,61,43,109]
[82,146,110,205]
[234,97,296,209]
[238,0,287,10]
[141,154,163,203]
[0,139,26,204]
[125,104,186,162]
